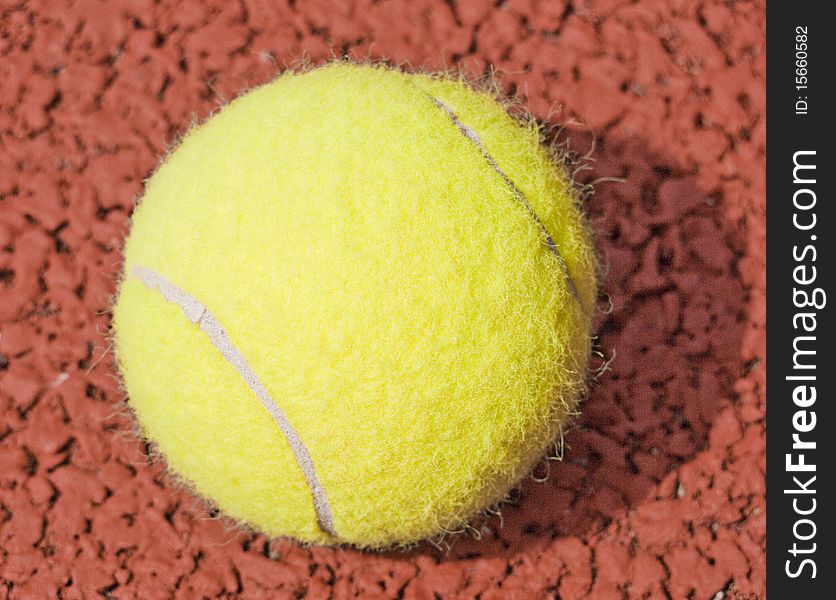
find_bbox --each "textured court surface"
[0,1,764,598]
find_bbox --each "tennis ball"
[113,62,597,549]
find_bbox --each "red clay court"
[0,1,765,597]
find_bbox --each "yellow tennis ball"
[113,62,597,549]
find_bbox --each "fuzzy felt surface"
[112,62,596,549]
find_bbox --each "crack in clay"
[429,96,581,304]
[131,265,336,537]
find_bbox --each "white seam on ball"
[131,265,337,537]
[430,96,581,304]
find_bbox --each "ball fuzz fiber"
[113,62,598,549]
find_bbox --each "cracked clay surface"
[0,0,764,598]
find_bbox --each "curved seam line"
[130,265,337,537]
[429,96,582,305]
